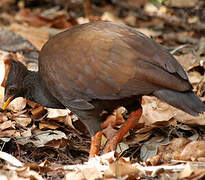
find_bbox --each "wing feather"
[39,21,191,109]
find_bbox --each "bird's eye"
[8,87,17,95]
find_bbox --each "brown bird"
[2,21,205,157]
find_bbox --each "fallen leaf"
[189,71,204,84]
[106,157,139,177]
[13,115,31,127]
[175,53,197,71]
[17,167,44,180]
[18,130,67,147]
[8,23,49,50]
[39,120,59,130]
[15,8,49,27]
[0,151,23,167]
[0,27,38,61]
[0,130,15,137]
[140,96,175,125]
[180,141,205,161]
[136,28,162,37]
[116,142,129,155]
[101,12,124,24]
[0,120,14,130]
[179,163,195,179]
[31,105,47,120]
[81,166,102,180]
[47,108,68,119]
[141,136,169,162]
[158,138,191,162]
[0,113,8,122]
[20,128,32,138]
[126,131,152,145]
[0,0,14,8]
[6,97,26,112]
[174,111,205,126]
[65,171,85,180]
[102,124,118,140]
[0,58,5,86]
[165,0,199,8]
[147,154,161,166]
[45,138,68,149]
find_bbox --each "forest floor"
[0,0,205,179]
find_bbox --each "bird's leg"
[89,131,102,158]
[103,108,142,154]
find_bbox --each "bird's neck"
[23,71,65,109]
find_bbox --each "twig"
[13,138,21,161]
[170,44,191,55]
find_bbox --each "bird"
[2,21,205,157]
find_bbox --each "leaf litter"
[0,0,205,179]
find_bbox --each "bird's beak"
[2,96,14,110]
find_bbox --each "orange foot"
[103,108,142,153]
[89,131,102,158]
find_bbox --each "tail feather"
[153,89,205,116]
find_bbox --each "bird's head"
[1,59,28,110]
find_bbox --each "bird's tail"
[153,89,205,116]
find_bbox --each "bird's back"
[39,21,192,110]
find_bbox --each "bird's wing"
[39,22,191,110]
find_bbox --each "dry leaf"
[20,128,32,138]
[179,162,205,179]
[140,96,175,125]
[17,167,44,180]
[22,130,67,147]
[174,111,205,126]
[147,154,161,166]
[0,58,5,87]
[102,124,118,140]
[116,142,129,155]
[47,108,68,119]
[179,163,195,179]
[45,138,68,149]
[81,167,102,180]
[0,0,14,7]
[0,86,4,107]
[31,106,47,119]
[106,158,139,177]
[15,8,49,27]
[65,171,85,180]
[126,131,152,145]
[0,129,15,137]
[175,54,197,71]
[189,71,204,84]
[6,97,26,112]
[8,23,49,50]
[0,113,8,122]
[101,108,125,129]
[136,28,162,37]
[13,115,31,127]
[0,27,38,62]
[101,12,124,24]
[170,138,191,150]
[165,0,199,8]
[180,141,205,161]
[141,136,169,162]
[64,114,75,129]
[39,120,59,130]
[157,138,191,162]
[0,151,23,167]
[0,120,14,130]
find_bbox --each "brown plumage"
[2,21,205,156]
